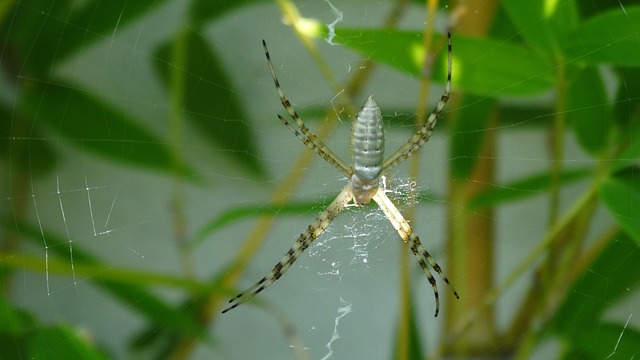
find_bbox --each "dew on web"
[85,177,97,237]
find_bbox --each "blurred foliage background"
[1,0,639,359]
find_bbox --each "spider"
[223,32,458,317]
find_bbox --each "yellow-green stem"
[168,28,194,278]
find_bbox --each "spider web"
[1,0,639,359]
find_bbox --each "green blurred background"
[1,0,639,359]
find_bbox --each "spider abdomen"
[350,95,384,205]
[351,96,384,179]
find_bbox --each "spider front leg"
[382,32,452,171]
[222,186,353,313]
[263,40,351,177]
[373,187,458,317]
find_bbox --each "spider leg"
[263,40,352,177]
[372,187,458,317]
[382,32,452,171]
[277,115,352,178]
[222,186,353,313]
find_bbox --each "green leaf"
[564,322,640,360]
[0,102,55,176]
[20,80,193,176]
[612,121,640,172]
[0,291,32,358]
[153,29,265,178]
[331,29,554,96]
[563,6,640,66]
[552,232,640,334]
[614,68,640,129]
[0,333,27,360]
[577,0,630,19]
[468,168,591,210]
[600,178,640,244]
[28,324,108,360]
[567,68,611,155]
[59,0,171,62]
[499,104,554,128]
[502,0,579,52]
[188,0,267,26]
[0,294,36,335]
[1,0,170,74]
[0,0,74,74]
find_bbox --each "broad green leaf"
[448,35,554,96]
[600,178,640,244]
[1,0,169,74]
[189,0,267,26]
[563,322,640,360]
[0,0,74,74]
[468,168,591,210]
[153,29,265,178]
[28,324,108,360]
[0,294,36,335]
[552,232,640,333]
[450,96,495,180]
[577,0,633,18]
[499,104,554,128]
[563,6,640,66]
[0,292,32,358]
[567,68,611,155]
[0,332,27,360]
[612,121,640,172]
[502,0,579,52]
[58,0,171,62]
[614,68,640,131]
[20,80,193,176]
[331,29,554,96]
[0,102,55,176]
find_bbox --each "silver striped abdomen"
[350,96,384,205]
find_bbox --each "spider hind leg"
[222,186,352,313]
